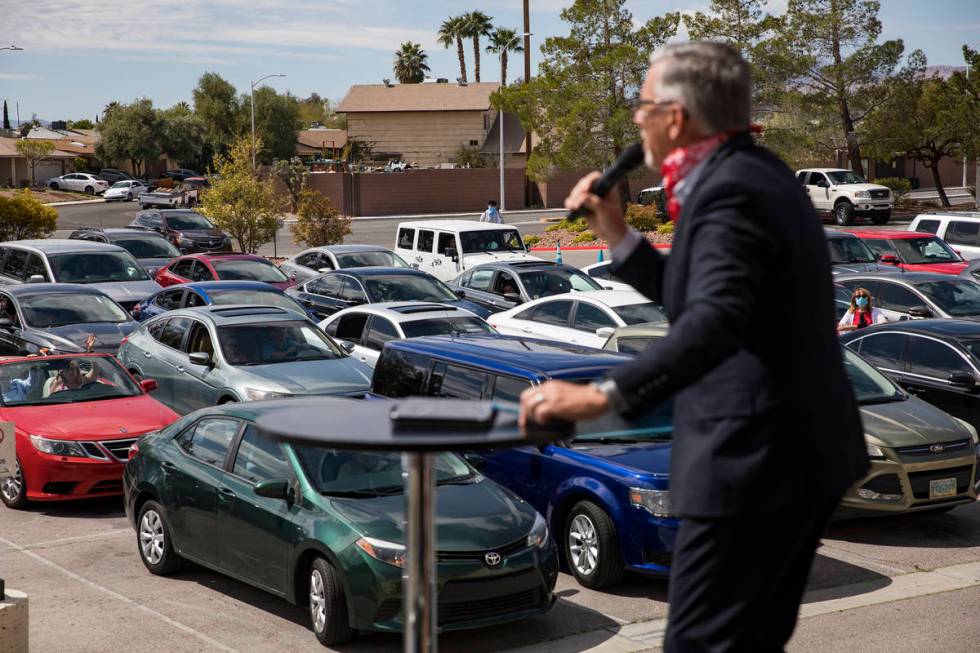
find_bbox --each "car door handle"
[521,327,532,333]
[161,462,177,474]
[176,366,185,373]
[217,487,235,502]
[143,351,152,358]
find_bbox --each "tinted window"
[465,269,494,291]
[340,278,368,303]
[400,316,494,338]
[232,424,291,483]
[573,303,616,331]
[24,254,49,281]
[178,418,238,467]
[170,259,195,278]
[914,219,941,235]
[946,221,979,247]
[371,349,431,397]
[876,282,920,313]
[212,259,288,283]
[617,336,656,354]
[916,280,980,317]
[417,230,434,252]
[309,274,344,297]
[48,252,149,283]
[296,252,319,269]
[185,291,207,308]
[113,236,179,259]
[854,333,906,369]
[207,289,305,314]
[184,321,214,356]
[397,228,415,249]
[493,272,519,296]
[163,212,214,231]
[1,249,28,280]
[437,233,456,255]
[906,336,973,379]
[531,300,573,327]
[333,313,368,342]
[492,375,531,403]
[147,318,169,342]
[20,293,129,327]
[862,239,889,258]
[827,237,876,264]
[429,363,487,399]
[587,263,611,280]
[159,316,191,349]
[189,261,213,282]
[519,269,601,298]
[460,229,524,253]
[363,275,456,302]
[364,317,399,350]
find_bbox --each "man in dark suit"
[519,42,869,652]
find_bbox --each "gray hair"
[649,42,751,133]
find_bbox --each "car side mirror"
[338,340,356,354]
[140,379,158,393]
[879,253,900,265]
[254,479,292,501]
[503,293,523,304]
[948,372,976,389]
[28,274,46,284]
[462,451,486,470]
[455,289,467,299]
[907,306,933,318]
[596,327,615,339]
[816,180,828,188]
[188,351,211,366]
[0,317,12,328]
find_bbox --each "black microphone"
[566,143,645,220]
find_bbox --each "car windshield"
[110,181,130,189]
[889,237,961,264]
[335,251,410,269]
[208,289,306,313]
[612,303,669,325]
[364,275,457,302]
[957,339,980,361]
[573,399,673,444]
[113,236,180,259]
[828,237,876,264]
[842,348,904,404]
[401,316,495,338]
[827,170,867,184]
[519,269,601,298]
[218,320,341,365]
[915,280,980,317]
[48,252,150,283]
[212,259,288,283]
[20,293,129,327]
[163,212,214,230]
[0,356,141,407]
[459,229,525,254]
[293,448,474,496]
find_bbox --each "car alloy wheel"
[568,514,599,576]
[85,186,94,194]
[310,568,327,634]
[127,192,133,201]
[139,509,166,565]
[1,460,22,504]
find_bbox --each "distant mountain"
[924,65,967,79]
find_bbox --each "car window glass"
[365,316,399,351]
[877,282,920,313]
[574,302,617,331]
[340,277,368,303]
[855,333,907,369]
[906,336,973,379]
[185,321,214,356]
[371,349,430,397]
[492,375,531,403]
[429,363,486,399]
[531,300,573,327]
[492,272,519,297]
[465,269,494,291]
[334,313,368,343]
[178,418,239,467]
[147,318,169,342]
[397,228,416,249]
[437,232,456,255]
[617,336,656,354]
[310,274,343,297]
[417,230,435,252]
[171,259,195,278]
[796,171,807,183]
[913,219,940,235]
[154,290,183,310]
[189,261,214,282]
[159,316,191,350]
[587,263,611,280]
[297,252,318,268]
[946,221,979,247]
[24,253,49,281]
[1,249,28,280]
[232,424,291,484]
[0,293,19,326]
[185,291,208,308]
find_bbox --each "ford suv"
[797,168,893,225]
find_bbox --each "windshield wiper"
[438,473,477,485]
[858,395,906,405]
[321,485,404,498]
[574,436,641,445]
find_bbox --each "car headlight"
[629,487,673,517]
[244,387,290,401]
[527,513,549,549]
[866,442,886,459]
[953,417,979,444]
[355,536,406,568]
[30,434,89,458]
[855,191,871,199]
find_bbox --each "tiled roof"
[338,82,500,113]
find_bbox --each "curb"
[44,199,105,207]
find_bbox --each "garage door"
[37,161,63,184]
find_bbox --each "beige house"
[296,128,347,160]
[338,82,518,167]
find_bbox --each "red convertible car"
[155,253,294,290]
[0,353,179,509]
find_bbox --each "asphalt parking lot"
[3,498,979,652]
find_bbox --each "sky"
[1,0,979,125]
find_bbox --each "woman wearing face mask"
[838,287,887,333]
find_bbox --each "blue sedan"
[135,280,317,321]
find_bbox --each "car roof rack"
[389,304,456,314]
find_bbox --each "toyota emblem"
[929,443,945,453]
[484,551,502,567]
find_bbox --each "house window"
[469,140,478,146]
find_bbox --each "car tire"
[309,557,353,647]
[0,459,29,510]
[834,201,855,226]
[127,192,133,201]
[84,185,94,195]
[564,501,624,589]
[871,210,891,225]
[49,182,59,190]
[137,500,182,575]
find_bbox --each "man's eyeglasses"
[630,97,683,114]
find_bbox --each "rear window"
[48,252,149,283]
[212,259,288,283]
[164,212,214,231]
[371,349,431,397]
[208,289,306,314]
[400,316,494,338]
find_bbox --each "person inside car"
[837,287,887,333]
[45,359,100,396]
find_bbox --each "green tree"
[161,107,206,169]
[494,0,679,203]
[453,143,491,168]
[2,100,9,130]
[248,87,303,165]
[438,16,469,83]
[200,136,286,254]
[298,93,327,127]
[393,42,431,84]
[783,0,923,177]
[272,156,308,212]
[342,137,375,165]
[68,119,96,130]
[0,190,58,241]
[95,98,165,176]
[291,189,352,247]
[486,27,524,85]
[15,140,55,186]
[462,11,494,83]
[192,72,241,161]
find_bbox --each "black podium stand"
[255,397,571,653]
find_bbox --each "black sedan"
[286,267,492,320]
[0,284,138,355]
[840,319,980,430]
[450,261,603,313]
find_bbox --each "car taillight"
[128,441,140,460]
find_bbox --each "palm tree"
[486,27,524,86]
[393,42,431,84]
[462,11,494,83]
[438,16,468,83]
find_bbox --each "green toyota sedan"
[123,402,558,647]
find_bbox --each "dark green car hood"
[326,479,535,551]
[860,396,975,448]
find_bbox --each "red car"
[0,353,179,508]
[849,229,969,275]
[154,253,294,290]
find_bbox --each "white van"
[393,220,544,283]
[909,212,980,260]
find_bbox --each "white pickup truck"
[796,168,893,226]
[393,220,544,283]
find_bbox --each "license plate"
[929,477,957,499]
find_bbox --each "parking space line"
[0,528,131,553]
[0,534,239,653]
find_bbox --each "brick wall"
[305,171,349,214]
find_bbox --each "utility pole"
[523,0,532,207]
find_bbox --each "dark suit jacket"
[610,133,869,518]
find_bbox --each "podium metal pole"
[404,452,437,653]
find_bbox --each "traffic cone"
[597,249,605,262]
[556,244,563,264]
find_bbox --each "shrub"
[875,177,912,207]
[545,223,563,233]
[656,221,675,234]
[291,189,352,247]
[522,234,541,247]
[625,203,660,231]
[0,189,58,241]
[572,230,596,244]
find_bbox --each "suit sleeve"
[608,205,774,416]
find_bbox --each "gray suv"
[0,240,162,313]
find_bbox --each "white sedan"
[103,180,149,202]
[47,173,109,194]
[487,290,668,349]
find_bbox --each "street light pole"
[250,73,286,171]
[499,33,531,213]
